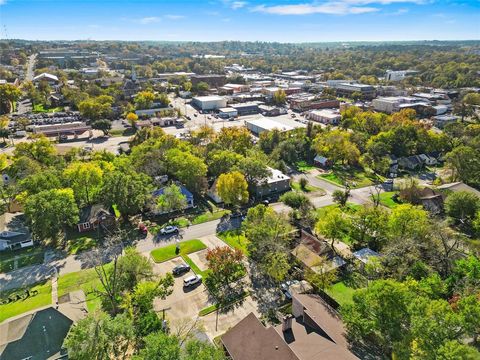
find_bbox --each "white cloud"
[252,0,429,16]
[165,14,185,20]
[138,17,161,24]
[0,0,6,5]
[252,3,378,15]
[231,1,248,9]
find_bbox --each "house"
[436,182,480,199]
[314,155,332,169]
[0,213,33,251]
[207,179,223,204]
[291,230,347,274]
[352,248,380,265]
[254,167,290,197]
[418,188,444,214]
[0,307,73,360]
[152,184,194,214]
[418,153,437,166]
[398,155,424,171]
[33,72,59,85]
[77,204,116,233]
[221,294,359,360]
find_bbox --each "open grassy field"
[33,104,64,113]
[217,230,250,255]
[295,161,317,173]
[0,280,52,323]
[317,166,381,189]
[150,239,207,263]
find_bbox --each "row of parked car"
[8,112,83,128]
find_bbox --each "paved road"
[25,54,37,81]
[0,217,239,292]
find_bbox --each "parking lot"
[152,257,210,320]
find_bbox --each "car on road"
[159,225,179,235]
[183,274,202,287]
[172,263,191,276]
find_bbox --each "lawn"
[317,166,380,189]
[295,161,316,173]
[182,254,211,278]
[57,266,108,313]
[0,280,52,323]
[315,203,361,219]
[65,230,98,255]
[0,247,45,273]
[325,281,356,308]
[33,104,64,113]
[217,230,250,255]
[191,209,230,225]
[291,181,325,195]
[150,239,207,263]
[378,191,401,209]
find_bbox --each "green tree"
[156,183,187,213]
[436,340,480,360]
[165,149,207,193]
[272,89,286,105]
[315,207,351,252]
[101,170,152,217]
[63,312,135,360]
[263,251,290,282]
[78,95,113,120]
[207,150,244,178]
[445,191,480,224]
[387,204,430,241]
[19,169,62,196]
[134,91,156,110]
[92,119,112,136]
[0,83,22,114]
[133,331,180,360]
[13,135,57,165]
[313,129,360,165]
[216,171,249,208]
[445,146,480,186]
[116,247,154,292]
[183,339,226,360]
[64,162,104,205]
[215,126,252,155]
[332,188,351,207]
[24,188,79,244]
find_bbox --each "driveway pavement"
[152,258,209,320]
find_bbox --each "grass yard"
[0,247,45,273]
[33,104,64,113]
[150,239,207,263]
[57,266,109,313]
[378,191,401,209]
[317,166,379,189]
[65,230,98,255]
[182,255,211,278]
[295,161,316,173]
[325,281,356,308]
[291,181,325,195]
[191,209,230,225]
[0,280,52,323]
[217,230,250,255]
[316,203,361,219]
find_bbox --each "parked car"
[172,263,191,276]
[280,280,299,300]
[159,225,179,235]
[183,274,202,287]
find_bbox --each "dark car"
[172,263,191,276]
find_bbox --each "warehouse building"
[230,102,261,116]
[192,95,227,111]
[245,117,296,135]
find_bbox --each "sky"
[0,0,479,42]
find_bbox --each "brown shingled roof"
[221,312,299,360]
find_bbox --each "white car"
[159,225,179,235]
[183,274,202,287]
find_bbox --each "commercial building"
[32,72,59,85]
[334,83,376,100]
[372,96,430,114]
[218,107,238,118]
[218,83,250,95]
[230,102,261,116]
[190,74,226,88]
[191,95,227,110]
[289,95,340,112]
[245,117,295,135]
[385,70,418,82]
[307,109,341,125]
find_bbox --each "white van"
[183,274,202,287]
